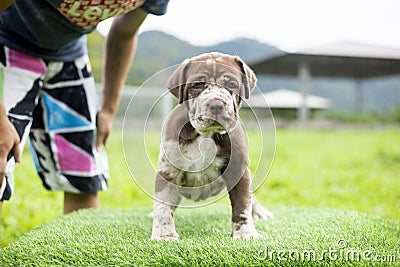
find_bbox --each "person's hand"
[95,109,114,151]
[0,116,20,189]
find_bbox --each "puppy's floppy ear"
[234,56,257,99]
[167,60,190,104]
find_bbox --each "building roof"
[250,42,400,77]
[244,89,331,109]
[300,41,400,59]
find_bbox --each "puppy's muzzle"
[189,87,238,135]
[208,99,225,116]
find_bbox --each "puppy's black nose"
[209,99,224,115]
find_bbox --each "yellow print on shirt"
[58,0,145,29]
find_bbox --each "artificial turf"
[1,205,399,266]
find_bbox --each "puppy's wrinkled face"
[186,64,242,135]
[167,53,257,136]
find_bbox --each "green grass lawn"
[1,206,399,266]
[1,128,399,265]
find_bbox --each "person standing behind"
[0,0,170,218]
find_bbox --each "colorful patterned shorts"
[0,45,109,201]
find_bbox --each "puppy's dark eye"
[226,81,238,90]
[191,82,205,90]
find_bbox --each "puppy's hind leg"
[151,171,180,241]
[251,194,274,220]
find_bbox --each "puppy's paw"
[151,231,180,241]
[232,223,262,239]
[232,230,262,239]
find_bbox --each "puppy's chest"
[159,136,227,201]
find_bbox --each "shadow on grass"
[1,205,399,266]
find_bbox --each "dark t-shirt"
[0,0,169,61]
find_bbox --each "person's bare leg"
[63,192,100,214]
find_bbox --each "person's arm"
[0,101,20,189]
[0,0,14,13]
[96,8,147,149]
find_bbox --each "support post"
[354,78,363,115]
[297,61,310,125]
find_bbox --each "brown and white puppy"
[151,52,273,241]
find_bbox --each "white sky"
[98,0,400,52]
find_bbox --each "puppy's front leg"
[151,171,180,241]
[226,168,261,239]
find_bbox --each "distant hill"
[200,37,282,63]
[87,30,282,84]
[127,31,202,84]
[87,30,400,114]
[128,30,282,84]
